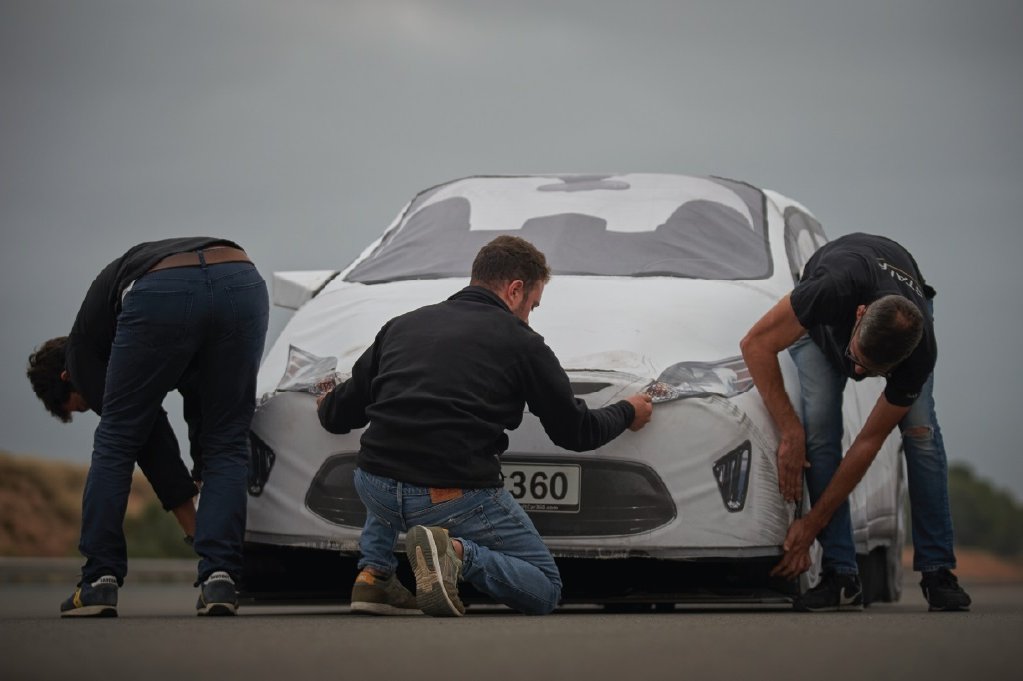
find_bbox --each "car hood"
[257,275,786,396]
[529,276,783,375]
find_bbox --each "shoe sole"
[407,527,462,617]
[60,606,117,617]
[197,603,237,616]
[350,601,423,616]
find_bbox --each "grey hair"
[858,294,924,369]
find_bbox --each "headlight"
[275,345,348,395]
[643,355,752,403]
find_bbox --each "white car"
[242,174,905,607]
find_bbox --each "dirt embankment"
[903,547,1023,583]
[0,451,157,557]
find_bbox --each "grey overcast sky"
[2,0,1021,497]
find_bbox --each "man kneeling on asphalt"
[317,235,653,616]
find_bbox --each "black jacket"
[317,286,636,488]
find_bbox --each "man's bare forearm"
[804,396,908,530]
[739,295,807,440]
[742,342,802,439]
[801,435,883,533]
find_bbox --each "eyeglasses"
[845,318,893,379]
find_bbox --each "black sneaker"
[920,569,971,611]
[196,571,238,616]
[793,572,863,612]
[60,575,118,617]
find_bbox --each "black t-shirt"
[65,237,240,412]
[789,233,936,407]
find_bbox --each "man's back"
[318,286,635,489]
[362,286,538,487]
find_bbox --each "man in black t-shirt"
[740,233,970,612]
[27,238,269,617]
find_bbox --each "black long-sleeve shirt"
[317,285,635,488]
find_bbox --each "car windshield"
[345,174,772,283]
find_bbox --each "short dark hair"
[858,295,924,369]
[469,236,551,292]
[27,337,72,423]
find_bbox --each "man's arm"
[739,294,810,502]
[770,394,909,578]
[316,339,380,434]
[65,339,109,415]
[135,408,199,508]
[625,393,653,431]
[524,338,649,450]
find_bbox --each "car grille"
[305,453,676,537]
[305,453,366,527]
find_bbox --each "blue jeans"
[79,260,268,585]
[354,468,563,615]
[788,301,956,575]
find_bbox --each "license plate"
[502,462,581,513]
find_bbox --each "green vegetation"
[124,501,196,559]
[948,462,1023,556]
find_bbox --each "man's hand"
[625,393,653,431]
[739,295,811,502]
[777,428,810,502]
[770,517,817,579]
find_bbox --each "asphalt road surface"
[2,580,1019,681]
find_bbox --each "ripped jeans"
[354,468,562,614]
[789,326,956,575]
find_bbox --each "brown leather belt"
[148,246,251,273]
